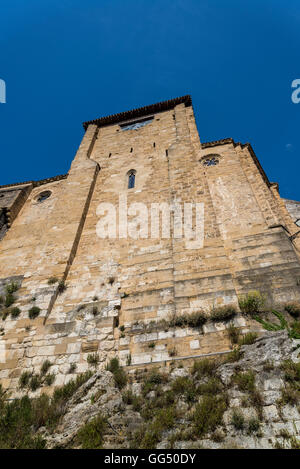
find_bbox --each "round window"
[36,190,51,203]
[202,155,220,167]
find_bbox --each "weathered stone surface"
[1,96,300,407]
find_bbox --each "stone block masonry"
[0,95,300,396]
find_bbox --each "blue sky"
[0,0,300,200]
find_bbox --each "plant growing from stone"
[68,363,77,374]
[238,290,265,315]
[28,306,41,319]
[227,324,240,345]
[44,373,55,386]
[19,371,32,389]
[57,280,67,294]
[76,414,107,449]
[40,360,52,375]
[231,410,245,430]
[106,357,127,389]
[284,302,300,318]
[47,277,58,285]
[87,353,99,367]
[5,282,19,294]
[4,293,15,308]
[238,332,258,346]
[10,307,21,319]
[210,305,237,322]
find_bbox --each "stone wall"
[0,97,300,397]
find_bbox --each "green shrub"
[141,370,166,396]
[0,371,94,448]
[290,436,300,449]
[197,378,223,395]
[231,410,245,430]
[31,393,52,428]
[28,306,41,319]
[52,371,92,404]
[106,357,127,389]
[5,282,19,294]
[169,311,207,328]
[171,377,197,402]
[148,342,155,349]
[29,374,41,392]
[280,360,300,383]
[57,280,67,294]
[122,389,135,405]
[223,348,243,363]
[171,376,193,394]
[44,373,55,386]
[47,277,58,285]
[19,371,31,389]
[284,302,300,318]
[239,332,258,346]
[193,394,227,437]
[247,417,260,434]
[0,395,46,448]
[277,428,291,439]
[250,389,264,414]
[279,385,299,406]
[133,406,176,449]
[10,307,21,319]
[290,321,300,339]
[227,325,240,345]
[192,358,216,377]
[87,353,99,367]
[211,305,237,322]
[114,368,127,389]
[40,360,52,375]
[238,290,265,315]
[233,370,256,393]
[211,430,225,443]
[1,309,9,321]
[126,353,132,366]
[155,406,176,429]
[132,395,143,412]
[106,357,120,373]
[5,293,15,308]
[76,414,106,449]
[68,363,77,374]
[186,311,207,327]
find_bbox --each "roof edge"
[0,174,68,191]
[82,95,192,130]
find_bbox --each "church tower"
[1,96,300,392]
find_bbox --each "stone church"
[1,95,300,395]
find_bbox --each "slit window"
[128,171,136,189]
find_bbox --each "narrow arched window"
[128,171,136,189]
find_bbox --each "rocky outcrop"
[34,330,300,449]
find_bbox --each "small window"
[128,171,136,189]
[37,190,51,203]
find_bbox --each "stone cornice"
[82,95,192,130]
[0,174,68,191]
